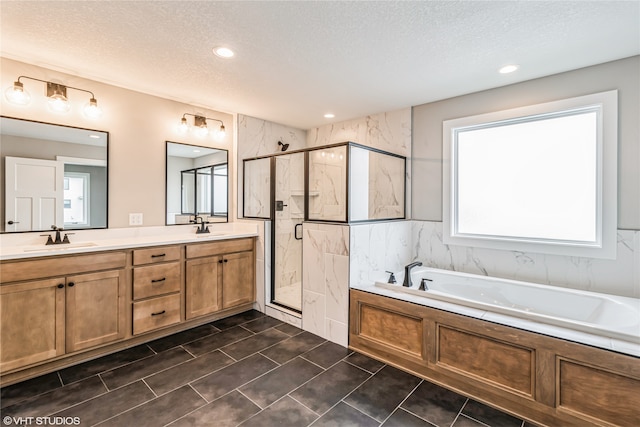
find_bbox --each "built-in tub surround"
[376,267,640,347]
[0,223,258,260]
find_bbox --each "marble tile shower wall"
[302,223,350,347]
[349,220,640,299]
[306,108,411,156]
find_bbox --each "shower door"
[272,152,305,312]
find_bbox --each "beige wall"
[412,56,640,230]
[1,58,234,228]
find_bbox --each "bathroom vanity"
[0,232,256,386]
[350,289,640,427]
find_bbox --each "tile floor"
[1,310,536,427]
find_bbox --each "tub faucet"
[403,261,423,287]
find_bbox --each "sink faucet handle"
[41,234,55,245]
[62,233,74,244]
[385,271,397,284]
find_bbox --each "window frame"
[442,90,618,259]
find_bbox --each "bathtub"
[375,267,640,344]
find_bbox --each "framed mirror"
[166,141,228,225]
[0,116,108,233]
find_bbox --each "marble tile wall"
[307,147,348,222]
[349,220,640,299]
[302,222,350,347]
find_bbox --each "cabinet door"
[185,256,222,319]
[222,251,255,309]
[66,269,126,352]
[0,278,65,371]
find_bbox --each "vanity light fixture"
[179,113,226,139]
[4,76,103,118]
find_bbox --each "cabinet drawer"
[132,294,180,335]
[133,262,181,300]
[186,238,254,258]
[133,246,181,265]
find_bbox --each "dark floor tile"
[98,385,205,427]
[344,365,421,422]
[211,310,265,330]
[221,327,290,360]
[241,316,284,333]
[291,361,371,413]
[274,322,304,336]
[452,414,486,426]
[171,390,261,427]
[191,353,278,402]
[345,352,385,374]
[2,375,106,418]
[240,357,323,408]
[145,350,234,395]
[310,401,379,427]
[100,346,193,390]
[382,408,433,427]
[301,341,351,368]
[0,372,62,409]
[260,331,326,364]
[239,396,318,427]
[146,324,219,353]
[53,380,154,425]
[401,381,467,426]
[183,325,253,356]
[59,344,155,384]
[462,400,522,427]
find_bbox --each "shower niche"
[243,142,405,312]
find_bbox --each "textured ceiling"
[1,1,638,130]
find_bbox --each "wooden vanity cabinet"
[185,238,255,319]
[0,252,127,372]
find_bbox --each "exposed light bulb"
[47,88,70,113]
[195,124,209,137]
[83,97,102,118]
[178,117,189,133]
[4,81,31,105]
[217,124,226,139]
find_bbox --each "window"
[442,90,617,259]
[63,172,90,226]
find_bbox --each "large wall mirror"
[0,116,108,233]
[166,141,228,225]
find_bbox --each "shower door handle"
[294,223,303,240]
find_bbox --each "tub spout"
[403,262,423,287]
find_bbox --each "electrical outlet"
[129,213,143,226]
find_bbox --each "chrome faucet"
[403,261,423,287]
[191,216,210,234]
[42,225,72,245]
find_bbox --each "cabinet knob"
[218,260,223,264]
[57,284,64,289]
[224,259,228,263]
[68,282,75,287]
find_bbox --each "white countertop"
[0,223,259,260]
[351,282,640,358]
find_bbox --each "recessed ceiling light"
[324,113,335,118]
[213,47,234,58]
[499,64,519,74]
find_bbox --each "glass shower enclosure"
[243,142,405,313]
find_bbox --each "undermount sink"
[23,242,98,252]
